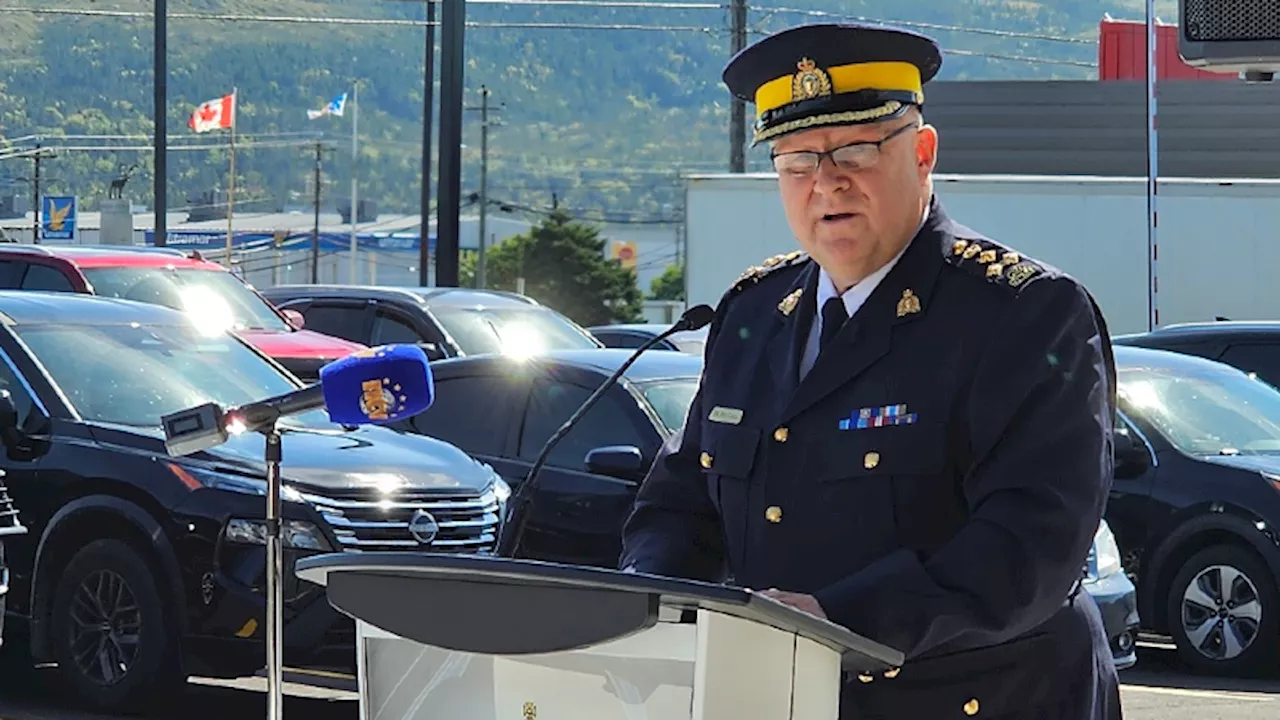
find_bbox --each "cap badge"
[896,288,921,318]
[778,287,803,316]
[791,57,833,101]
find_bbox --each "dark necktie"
[819,297,848,353]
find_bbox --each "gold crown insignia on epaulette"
[948,239,1041,289]
[732,250,807,292]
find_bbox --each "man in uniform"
[619,22,1123,720]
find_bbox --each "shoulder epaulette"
[730,250,808,293]
[945,237,1045,292]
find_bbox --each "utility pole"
[310,141,333,284]
[436,0,467,287]
[30,144,54,244]
[465,86,502,289]
[154,0,168,246]
[419,0,436,286]
[729,0,748,172]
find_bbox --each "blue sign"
[143,229,434,253]
[42,196,77,241]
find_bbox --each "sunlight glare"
[181,285,236,338]
[496,320,546,360]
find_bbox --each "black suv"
[0,466,27,649]
[258,285,603,360]
[0,291,510,712]
[1114,320,1280,389]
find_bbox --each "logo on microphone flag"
[319,343,435,425]
[359,378,403,420]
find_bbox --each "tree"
[648,263,685,301]
[469,210,644,325]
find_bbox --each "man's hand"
[757,588,827,619]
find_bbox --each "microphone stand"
[496,310,712,558]
[261,418,285,720]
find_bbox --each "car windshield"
[14,322,332,429]
[82,267,291,333]
[1118,364,1280,456]
[668,329,708,356]
[432,306,600,357]
[636,378,699,434]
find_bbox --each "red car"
[0,244,365,381]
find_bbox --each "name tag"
[708,406,744,425]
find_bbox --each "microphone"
[160,344,434,456]
[495,304,715,558]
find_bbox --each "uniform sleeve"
[618,305,729,582]
[811,277,1114,659]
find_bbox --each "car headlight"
[225,518,332,551]
[491,474,511,504]
[489,473,512,522]
[1086,520,1123,582]
[166,462,305,503]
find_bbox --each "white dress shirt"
[798,248,905,379]
[798,209,928,379]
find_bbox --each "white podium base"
[355,607,841,720]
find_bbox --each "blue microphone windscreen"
[319,344,435,425]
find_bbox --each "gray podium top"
[294,552,904,671]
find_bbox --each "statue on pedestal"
[108,163,139,200]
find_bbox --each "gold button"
[857,673,873,683]
[700,452,712,469]
[883,667,900,679]
[765,506,782,523]
[863,451,880,469]
[773,427,789,442]
[963,698,979,716]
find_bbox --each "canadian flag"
[189,93,235,134]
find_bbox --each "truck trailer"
[683,173,1280,336]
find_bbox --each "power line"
[0,139,323,161]
[380,0,724,7]
[940,47,1095,68]
[487,196,678,224]
[0,6,720,31]
[3,4,1099,48]
[0,6,1098,66]
[741,27,1095,68]
[753,5,1095,45]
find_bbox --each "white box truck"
[682,173,1280,336]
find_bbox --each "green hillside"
[0,0,1150,223]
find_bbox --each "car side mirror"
[584,445,645,479]
[0,389,23,449]
[1113,427,1148,477]
[419,343,447,361]
[282,309,306,330]
[0,389,16,429]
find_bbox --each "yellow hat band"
[753,60,924,117]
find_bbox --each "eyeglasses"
[770,122,919,176]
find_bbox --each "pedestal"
[295,553,904,720]
[99,198,133,245]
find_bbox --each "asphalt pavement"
[0,645,1276,719]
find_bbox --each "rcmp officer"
[619,22,1124,720]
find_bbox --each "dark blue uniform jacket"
[620,197,1124,720]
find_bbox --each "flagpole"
[349,83,359,284]
[226,87,237,266]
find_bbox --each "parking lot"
[0,644,1276,720]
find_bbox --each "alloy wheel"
[1180,563,1263,662]
[67,568,142,686]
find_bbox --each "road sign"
[42,196,77,241]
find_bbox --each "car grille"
[298,487,501,553]
[0,469,23,536]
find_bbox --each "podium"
[294,553,903,720]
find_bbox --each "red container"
[1098,18,1234,81]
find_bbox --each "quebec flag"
[307,92,347,120]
